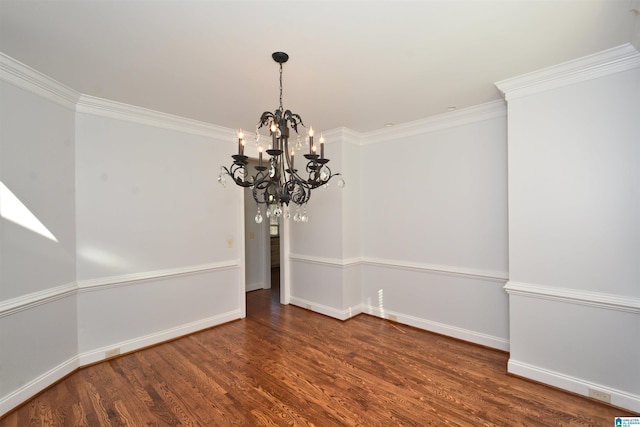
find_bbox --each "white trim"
[0,282,77,317]
[508,359,640,412]
[504,281,640,314]
[78,310,241,366]
[0,355,79,417]
[288,254,507,281]
[495,43,640,100]
[0,262,239,317]
[363,257,508,281]
[0,52,80,110]
[76,94,234,140]
[289,253,362,268]
[321,127,363,146]
[361,100,506,146]
[289,296,362,321]
[77,260,239,292]
[364,305,509,351]
[245,281,267,292]
[0,309,240,416]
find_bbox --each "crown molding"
[322,127,363,146]
[361,100,506,146]
[0,52,80,110]
[495,43,640,101]
[76,94,235,140]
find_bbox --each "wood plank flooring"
[1,270,635,426]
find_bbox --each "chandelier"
[218,52,344,223]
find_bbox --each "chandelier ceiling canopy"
[219,52,344,223]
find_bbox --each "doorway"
[243,158,284,314]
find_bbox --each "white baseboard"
[508,359,640,412]
[245,281,266,292]
[289,297,508,351]
[78,309,241,366]
[364,305,510,351]
[289,297,363,321]
[0,355,79,416]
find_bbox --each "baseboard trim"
[245,281,267,292]
[364,305,510,351]
[0,355,79,417]
[289,297,362,321]
[0,310,241,417]
[78,309,241,366]
[508,359,640,412]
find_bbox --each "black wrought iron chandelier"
[218,52,344,223]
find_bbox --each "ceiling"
[0,1,637,133]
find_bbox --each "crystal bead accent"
[337,178,346,188]
[255,209,263,224]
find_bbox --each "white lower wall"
[362,260,509,350]
[506,283,640,411]
[0,294,78,415]
[77,264,240,359]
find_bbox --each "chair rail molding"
[504,281,640,314]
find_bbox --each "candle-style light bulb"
[258,146,263,167]
[320,135,325,159]
[309,127,314,155]
[237,129,244,155]
[290,149,295,170]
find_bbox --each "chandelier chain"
[279,63,284,112]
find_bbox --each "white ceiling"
[0,1,637,133]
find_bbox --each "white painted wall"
[288,130,363,319]
[498,44,640,411]
[74,106,243,357]
[0,65,78,413]
[359,104,510,350]
[0,53,245,415]
[244,159,269,292]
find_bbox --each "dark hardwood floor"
[1,268,634,426]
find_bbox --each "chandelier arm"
[219,52,344,221]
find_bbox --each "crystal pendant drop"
[296,135,302,150]
[266,208,271,218]
[301,210,309,223]
[284,208,291,220]
[293,210,301,222]
[320,170,329,181]
[274,206,282,217]
[217,173,226,187]
[255,209,263,224]
[337,178,346,188]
